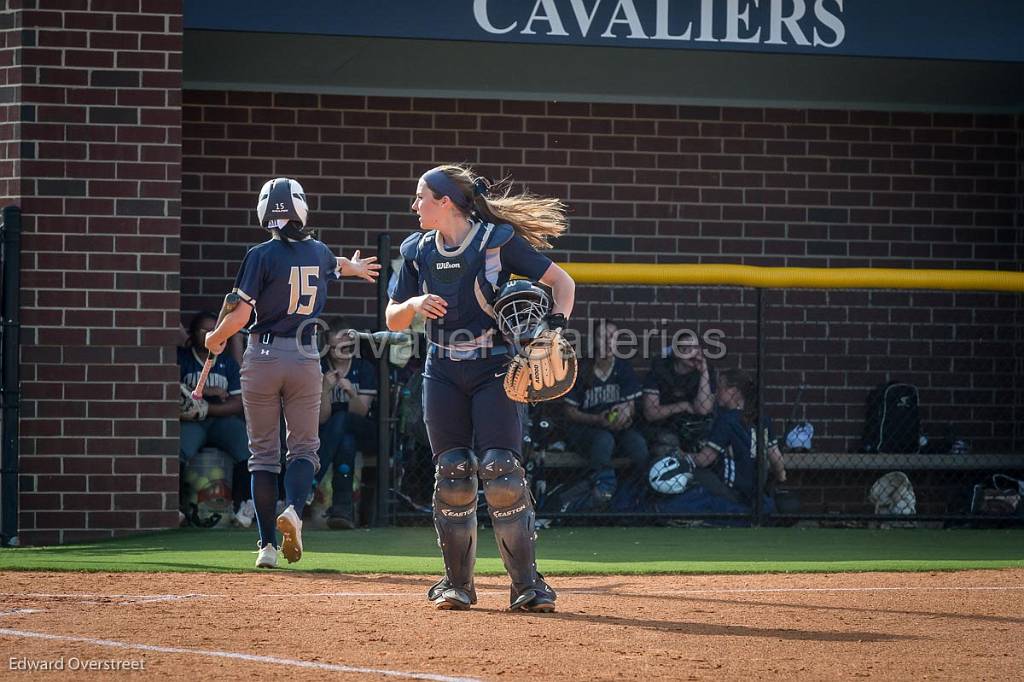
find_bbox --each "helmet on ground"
[648,455,693,495]
[493,280,550,344]
[868,471,916,515]
[257,177,309,228]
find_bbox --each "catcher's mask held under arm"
[493,280,551,346]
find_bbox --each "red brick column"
[0,5,23,201]
[14,0,182,544]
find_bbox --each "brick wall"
[13,0,182,545]
[0,5,23,202]
[181,91,1023,457]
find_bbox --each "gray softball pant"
[241,334,322,474]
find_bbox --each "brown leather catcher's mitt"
[503,329,577,403]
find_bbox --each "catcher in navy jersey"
[203,177,380,569]
[386,164,576,612]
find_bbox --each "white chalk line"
[0,593,210,605]
[3,585,1024,602]
[612,586,1024,596]
[0,607,482,680]
[1,585,1020,680]
[0,627,484,682]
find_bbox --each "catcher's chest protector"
[404,222,514,346]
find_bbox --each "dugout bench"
[363,447,1024,519]
[531,449,1024,471]
[528,449,1024,517]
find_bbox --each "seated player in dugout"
[563,319,649,504]
[178,311,250,483]
[315,316,379,529]
[179,311,252,522]
[677,368,787,510]
[642,333,716,456]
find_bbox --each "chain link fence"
[383,283,1024,528]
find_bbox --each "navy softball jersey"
[704,409,778,498]
[179,346,242,402]
[564,358,642,414]
[388,223,550,349]
[234,237,341,336]
[320,356,378,413]
[389,221,552,456]
[232,236,342,477]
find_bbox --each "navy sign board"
[184,0,1024,63]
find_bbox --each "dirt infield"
[1,569,1021,680]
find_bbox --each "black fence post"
[753,287,766,527]
[373,233,392,528]
[1,205,22,547]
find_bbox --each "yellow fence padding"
[558,263,1024,292]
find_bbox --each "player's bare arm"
[205,394,243,418]
[642,391,696,422]
[337,249,381,282]
[694,359,713,415]
[385,294,447,330]
[538,262,575,319]
[565,402,609,427]
[205,300,253,355]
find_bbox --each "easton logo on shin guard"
[442,508,476,518]
[492,503,527,519]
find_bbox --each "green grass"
[1,527,1023,574]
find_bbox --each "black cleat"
[509,578,557,613]
[433,587,473,611]
[427,577,477,609]
[509,589,556,613]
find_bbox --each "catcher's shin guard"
[479,448,552,607]
[432,448,479,600]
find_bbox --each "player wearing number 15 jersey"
[203,177,380,569]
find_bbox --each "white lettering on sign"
[472,0,845,48]
[768,0,809,46]
[813,0,844,47]
[473,0,517,34]
[652,0,691,40]
[725,0,760,43]
[600,0,648,39]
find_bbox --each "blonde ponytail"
[425,164,567,250]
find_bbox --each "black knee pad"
[432,448,479,592]
[434,447,479,509]
[479,448,529,513]
[479,449,539,595]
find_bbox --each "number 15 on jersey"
[288,266,318,315]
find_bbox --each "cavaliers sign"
[185,0,1023,62]
[473,0,846,49]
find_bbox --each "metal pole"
[1,206,22,547]
[373,233,392,527]
[753,287,766,527]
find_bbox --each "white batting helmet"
[257,177,309,228]
[648,456,693,495]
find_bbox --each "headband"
[422,168,474,213]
